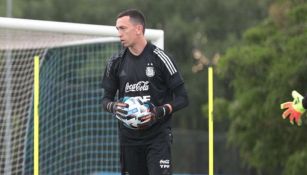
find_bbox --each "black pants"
[120,130,172,175]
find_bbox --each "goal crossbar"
[0,17,164,49]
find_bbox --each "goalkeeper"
[281,90,307,125]
[101,9,189,175]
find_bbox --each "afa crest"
[146,63,155,77]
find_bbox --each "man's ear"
[136,24,143,35]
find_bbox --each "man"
[101,9,189,175]
[281,90,307,125]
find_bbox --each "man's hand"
[137,104,172,129]
[107,101,129,118]
[281,90,306,126]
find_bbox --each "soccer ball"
[115,97,150,129]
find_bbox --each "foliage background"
[1,0,307,174]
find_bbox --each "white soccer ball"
[115,97,150,129]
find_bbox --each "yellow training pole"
[208,66,214,175]
[34,56,40,175]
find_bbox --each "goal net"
[0,17,163,175]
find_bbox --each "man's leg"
[121,145,149,175]
[147,129,172,175]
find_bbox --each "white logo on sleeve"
[125,81,149,93]
[159,159,170,169]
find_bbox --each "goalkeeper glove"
[280,90,306,126]
[151,104,172,121]
[106,101,129,118]
[137,104,172,129]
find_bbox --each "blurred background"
[1,0,307,174]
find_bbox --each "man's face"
[116,16,141,47]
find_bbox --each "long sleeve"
[169,84,189,113]
[102,88,117,112]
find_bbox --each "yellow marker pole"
[34,56,40,175]
[208,66,214,175]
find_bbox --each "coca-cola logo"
[125,81,149,92]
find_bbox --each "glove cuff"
[294,101,306,113]
[154,105,171,120]
[106,102,115,113]
[292,91,305,113]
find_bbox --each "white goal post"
[0,17,164,49]
[0,17,164,175]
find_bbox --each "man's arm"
[101,51,128,115]
[156,83,188,118]
[102,88,116,113]
[168,83,189,113]
[138,84,188,126]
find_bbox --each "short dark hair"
[117,9,146,33]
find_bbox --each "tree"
[217,0,307,174]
